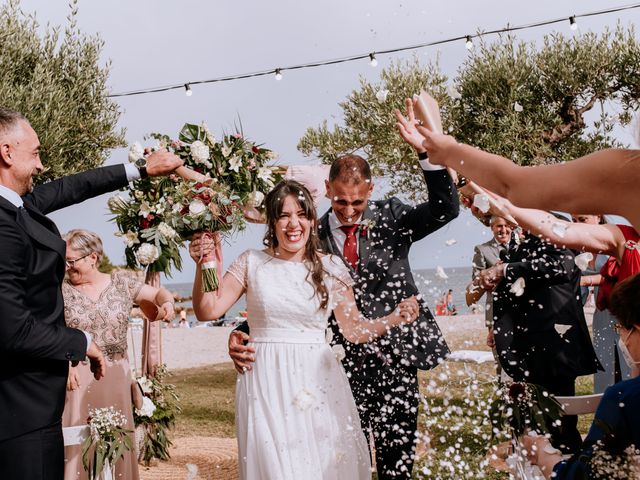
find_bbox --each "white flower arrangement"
[190,140,210,165]
[135,396,157,418]
[135,243,160,265]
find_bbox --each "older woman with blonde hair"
[61,229,175,480]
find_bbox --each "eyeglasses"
[65,252,91,269]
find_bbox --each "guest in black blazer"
[478,232,602,454]
[0,108,182,480]
[229,101,459,478]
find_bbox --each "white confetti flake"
[509,277,526,297]
[376,89,389,103]
[472,193,490,214]
[554,324,572,336]
[435,266,449,280]
[292,388,316,411]
[513,102,523,112]
[445,239,457,246]
[551,222,568,238]
[574,252,593,271]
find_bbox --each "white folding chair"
[62,425,90,446]
[508,393,604,479]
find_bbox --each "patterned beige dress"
[62,270,142,480]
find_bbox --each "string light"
[107,3,640,98]
[569,16,578,30]
[465,35,474,50]
[184,84,192,96]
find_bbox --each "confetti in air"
[435,266,449,280]
[445,239,457,246]
[574,252,593,271]
[472,193,490,214]
[551,222,568,238]
[509,277,526,296]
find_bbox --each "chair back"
[63,425,90,446]
[555,393,604,416]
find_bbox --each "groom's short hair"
[0,107,27,139]
[329,154,371,184]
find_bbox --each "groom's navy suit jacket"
[0,165,129,441]
[320,169,458,374]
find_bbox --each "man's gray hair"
[0,107,27,139]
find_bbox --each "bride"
[189,180,419,479]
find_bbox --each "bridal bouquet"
[488,381,563,440]
[82,407,133,480]
[109,122,283,278]
[164,179,245,291]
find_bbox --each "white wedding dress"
[228,249,371,480]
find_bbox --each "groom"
[230,105,458,478]
[0,107,182,480]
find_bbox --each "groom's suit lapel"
[0,197,66,261]
[356,205,375,272]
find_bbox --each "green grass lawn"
[167,361,595,479]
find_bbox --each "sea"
[166,266,474,324]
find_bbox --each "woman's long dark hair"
[263,180,329,310]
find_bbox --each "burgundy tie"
[340,225,359,269]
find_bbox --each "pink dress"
[62,270,142,480]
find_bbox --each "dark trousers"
[348,354,419,480]
[537,375,582,454]
[0,421,64,480]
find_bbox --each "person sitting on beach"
[523,272,640,479]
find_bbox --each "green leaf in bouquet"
[178,123,203,144]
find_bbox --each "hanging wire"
[108,3,640,98]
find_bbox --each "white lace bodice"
[227,249,353,331]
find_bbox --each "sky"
[17,0,640,283]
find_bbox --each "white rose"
[128,142,144,163]
[574,252,594,271]
[190,140,210,165]
[157,222,178,240]
[135,396,156,418]
[246,191,265,208]
[135,243,160,265]
[188,199,207,216]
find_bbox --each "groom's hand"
[229,331,255,374]
[146,149,183,176]
[86,341,106,381]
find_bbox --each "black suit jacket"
[492,234,602,383]
[320,169,458,372]
[0,165,129,441]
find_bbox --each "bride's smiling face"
[274,194,312,256]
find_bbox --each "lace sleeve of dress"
[324,255,354,308]
[118,270,144,303]
[227,250,250,288]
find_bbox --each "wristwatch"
[135,157,149,179]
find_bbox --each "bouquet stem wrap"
[200,231,223,294]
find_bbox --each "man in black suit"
[478,232,602,453]
[229,105,458,478]
[0,108,182,480]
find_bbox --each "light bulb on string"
[184,84,193,96]
[569,16,578,31]
[465,36,474,50]
[369,53,378,67]
[274,68,283,81]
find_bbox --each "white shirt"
[328,210,362,256]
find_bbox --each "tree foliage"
[0,0,125,184]
[298,25,640,201]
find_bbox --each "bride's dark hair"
[263,180,329,310]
